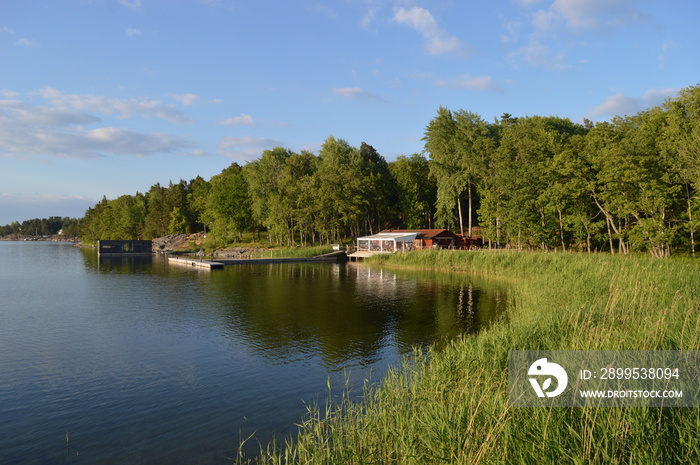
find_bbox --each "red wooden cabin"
[379,229,482,250]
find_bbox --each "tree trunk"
[606,216,614,254]
[557,208,566,252]
[518,229,522,251]
[457,195,465,237]
[687,185,695,257]
[618,219,628,254]
[592,191,628,254]
[496,216,501,246]
[467,182,473,238]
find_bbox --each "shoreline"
[0,234,79,242]
[246,250,700,464]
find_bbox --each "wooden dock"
[168,251,347,270]
[347,250,393,261]
[168,257,225,269]
[216,251,346,265]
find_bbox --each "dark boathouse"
[97,240,153,256]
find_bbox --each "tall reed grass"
[242,250,700,464]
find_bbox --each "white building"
[350,231,420,258]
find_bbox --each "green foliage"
[389,153,437,228]
[79,178,204,243]
[243,251,700,464]
[422,87,700,256]
[26,83,700,256]
[204,163,252,246]
[424,108,493,236]
[358,142,400,233]
[0,216,81,237]
[72,137,421,247]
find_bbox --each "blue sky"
[2,0,699,225]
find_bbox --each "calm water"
[0,242,508,464]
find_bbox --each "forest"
[0,216,80,237]
[3,84,700,257]
[77,137,434,248]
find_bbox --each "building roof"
[357,232,420,242]
[379,229,459,239]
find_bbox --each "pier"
[168,250,347,270]
[168,257,225,269]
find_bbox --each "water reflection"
[78,251,509,369]
[1,243,511,465]
[201,262,509,370]
[81,248,155,274]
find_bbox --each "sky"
[2,0,699,225]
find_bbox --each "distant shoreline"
[0,234,79,242]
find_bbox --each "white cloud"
[0,193,95,224]
[435,74,504,92]
[392,7,465,55]
[642,88,679,107]
[219,114,255,126]
[38,88,192,124]
[170,93,223,105]
[508,39,569,70]
[15,38,38,47]
[588,93,641,118]
[360,6,377,28]
[1,27,15,34]
[119,0,142,8]
[125,28,142,37]
[309,3,338,20]
[393,7,437,35]
[0,99,100,127]
[171,93,200,105]
[532,9,558,32]
[219,136,281,149]
[425,35,462,56]
[658,40,675,69]
[331,87,384,102]
[554,0,647,31]
[218,136,283,161]
[0,98,193,159]
[527,0,648,34]
[508,0,650,70]
[84,127,190,156]
[587,87,679,119]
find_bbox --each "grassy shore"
[245,250,700,464]
[248,245,335,259]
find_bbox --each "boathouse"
[97,240,153,256]
[350,229,481,259]
[355,231,421,255]
[393,229,461,249]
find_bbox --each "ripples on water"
[0,242,507,464]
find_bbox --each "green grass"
[240,250,700,464]
[199,231,335,258]
[247,245,335,259]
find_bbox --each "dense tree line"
[0,216,81,237]
[0,216,80,237]
[424,84,700,257]
[79,136,437,246]
[11,84,699,257]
